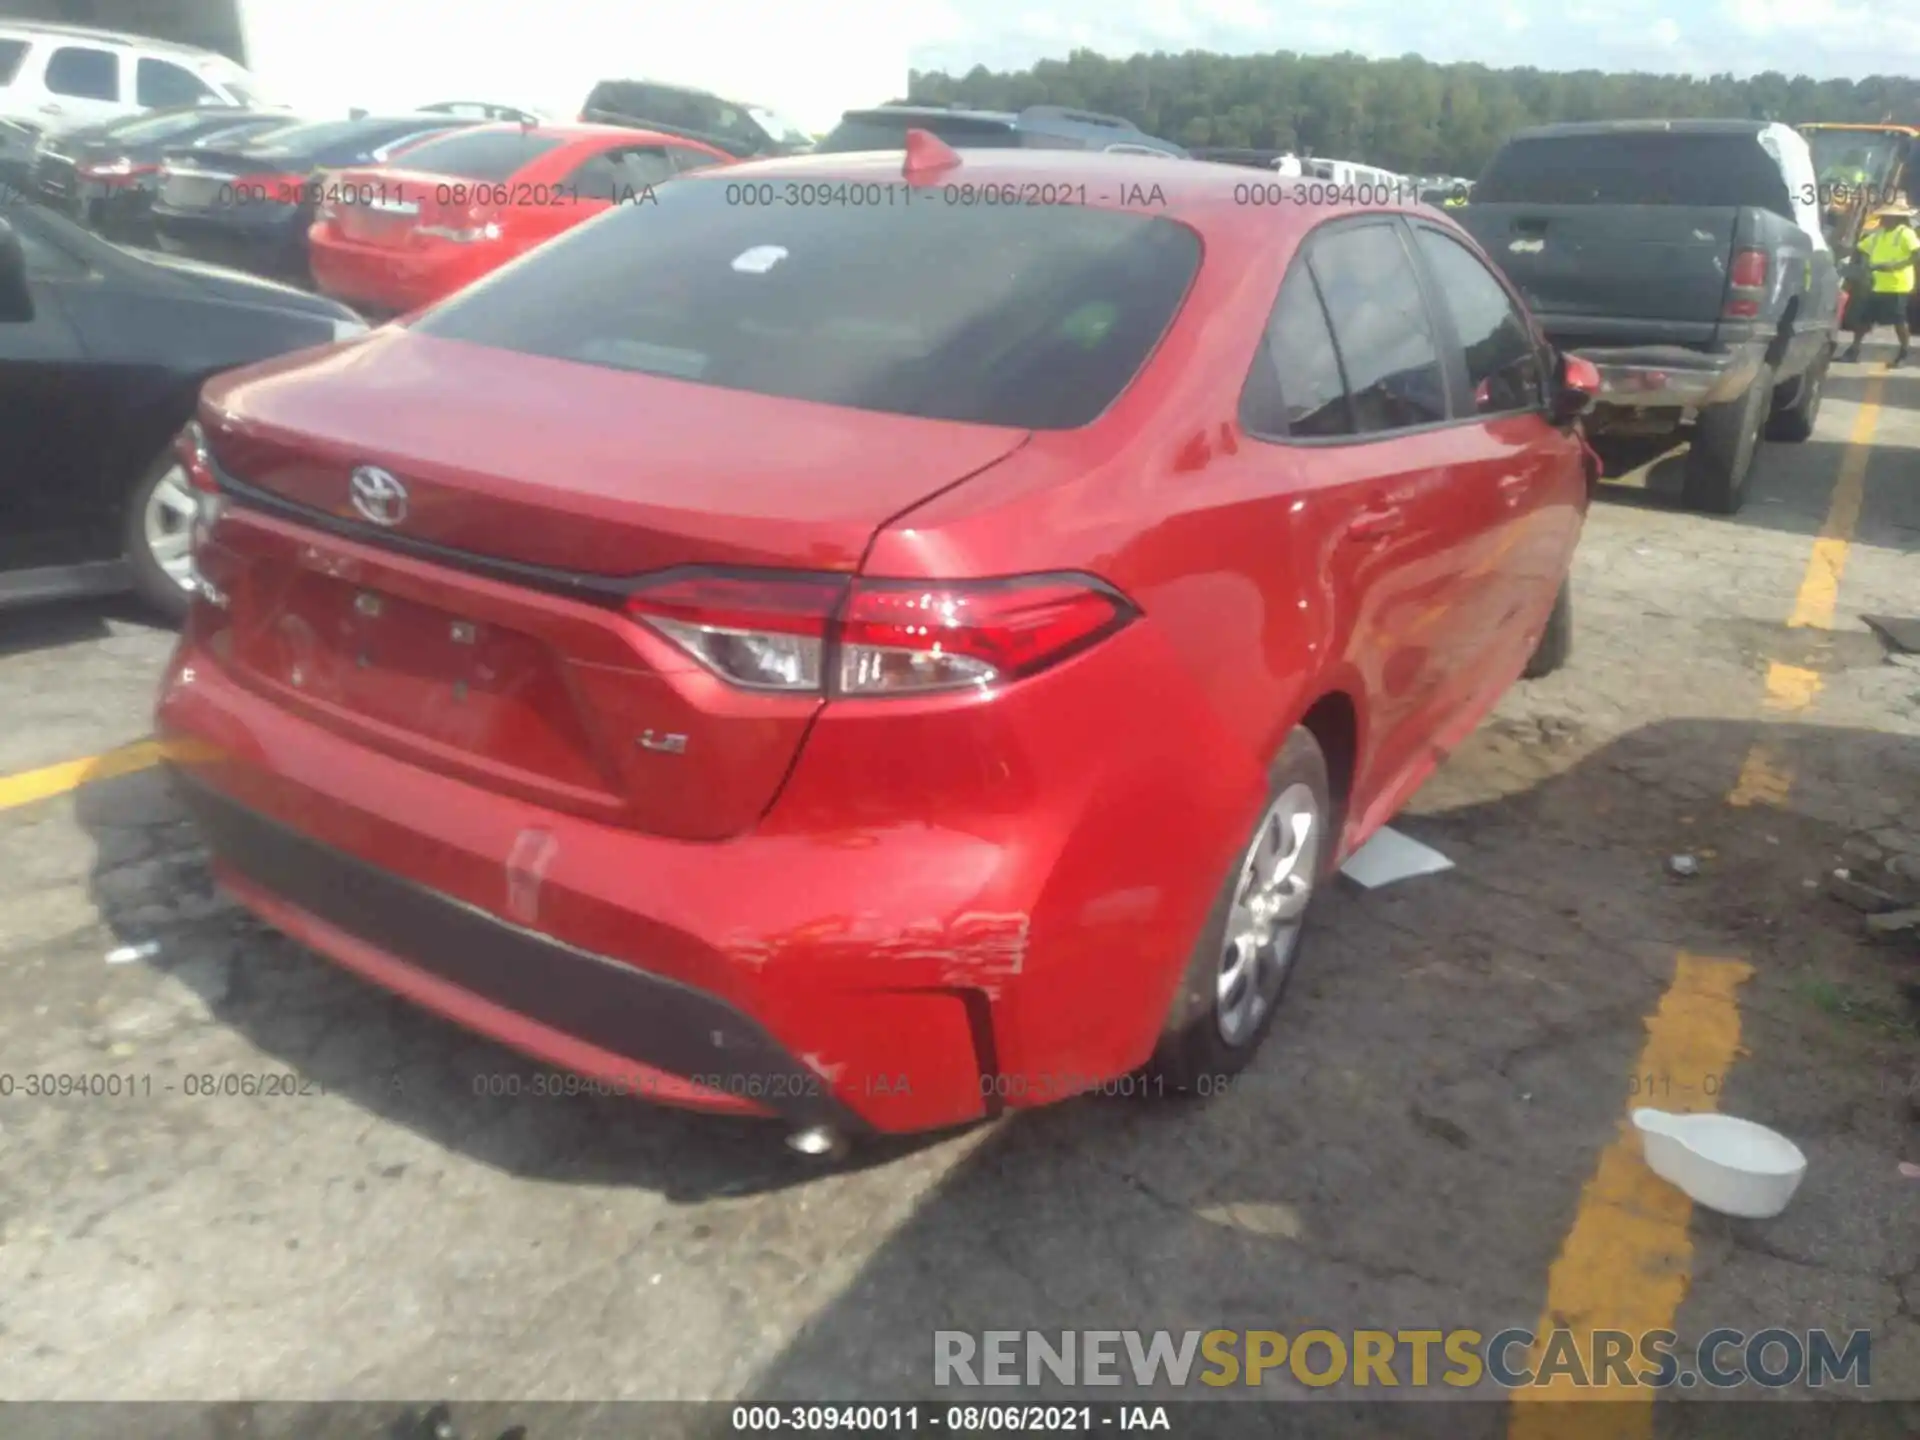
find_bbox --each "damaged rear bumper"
[153,610,1258,1135]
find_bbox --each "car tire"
[1522,579,1573,679]
[1765,353,1828,443]
[124,444,198,622]
[1682,361,1772,515]
[1148,726,1332,1092]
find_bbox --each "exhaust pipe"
[784,1125,848,1159]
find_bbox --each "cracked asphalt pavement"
[0,353,1917,1427]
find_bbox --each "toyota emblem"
[348,466,408,526]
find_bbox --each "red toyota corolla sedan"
[307,122,731,316]
[155,138,1600,1147]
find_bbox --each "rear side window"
[384,128,565,180]
[1307,223,1449,433]
[817,114,1021,152]
[1241,267,1351,438]
[1414,228,1544,415]
[137,57,216,107]
[1476,133,1795,217]
[0,39,28,86]
[567,145,677,200]
[45,46,118,102]
[415,181,1202,430]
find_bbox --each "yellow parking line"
[1509,377,1880,1434]
[1787,376,1879,632]
[1508,954,1752,1428]
[0,739,170,813]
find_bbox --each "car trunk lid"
[320,166,475,248]
[193,329,1031,838]
[157,143,266,210]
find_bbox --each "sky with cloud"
[242,0,1920,134]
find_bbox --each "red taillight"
[625,574,843,692]
[838,579,1129,694]
[175,421,226,585]
[623,572,1134,696]
[418,206,502,243]
[1725,248,1769,317]
[78,159,158,182]
[174,421,218,493]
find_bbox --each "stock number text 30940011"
[1232,178,1426,208]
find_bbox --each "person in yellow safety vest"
[1843,202,1920,365]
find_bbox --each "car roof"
[844,105,1020,125]
[1508,118,1771,141]
[414,120,722,149]
[587,78,738,102]
[477,119,703,140]
[835,103,1186,154]
[696,147,1425,239]
[0,19,236,64]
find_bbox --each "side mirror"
[0,217,32,323]
[1551,350,1601,425]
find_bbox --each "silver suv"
[0,22,266,139]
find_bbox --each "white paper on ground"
[1339,826,1455,889]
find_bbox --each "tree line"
[902,49,1920,178]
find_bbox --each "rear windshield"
[234,118,454,164]
[415,178,1201,430]
[817,114,1022,152]
[106,108,243,145]
[383,127,565,179]
[233,118,366,154]
[1476,132,1795,216]
[191,116,296,149]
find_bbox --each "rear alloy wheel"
[1765,353,1828,443]
[1150,727,1330,1090]
[124,446,198,621]
[1681,362,1771,515]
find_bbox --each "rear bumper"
[171,768,871,1133]
[155,596,1263,1134]
[1571,339,1769,411]
[152,210,309,282]
[308,233,486,313]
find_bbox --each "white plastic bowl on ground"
[1632,1109,1809,1219]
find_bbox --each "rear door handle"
[1346,506,1404,541]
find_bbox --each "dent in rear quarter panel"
[837,213,1366,1079]
[766,618,1263,1092]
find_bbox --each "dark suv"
[816,104,1186,157]
[580,80,812,158]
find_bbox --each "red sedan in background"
[156,138,1600,1148]
[308,122,731,315]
